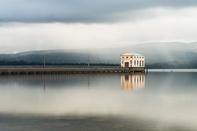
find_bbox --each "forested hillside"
[1,42,197,68]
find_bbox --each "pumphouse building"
[120,53,145,68]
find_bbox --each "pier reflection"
[121,73,145,91]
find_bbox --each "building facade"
[120,53,145,68]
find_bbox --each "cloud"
[1,7,197,53]
[1,4,197,53]
[1,0,197,23]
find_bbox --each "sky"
[1,0,197,53]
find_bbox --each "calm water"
[0,70,197,131]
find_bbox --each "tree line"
[0,60,119,66]
[146,61,197,69]
[1,60,197,68]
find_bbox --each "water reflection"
[0,73,197,130]
[121,73,145,91]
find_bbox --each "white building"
[120,53,145,68]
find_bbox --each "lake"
[0,70,197,131]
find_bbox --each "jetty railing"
[0,66,145,75]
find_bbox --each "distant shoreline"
[1,60,197,69]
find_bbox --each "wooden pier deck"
[0,66,145,75]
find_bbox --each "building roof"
[121,52,144,56]
[121,52,133,56]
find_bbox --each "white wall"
[120,55,145,67]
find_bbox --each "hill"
[1,42,197,67]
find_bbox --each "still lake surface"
[0,69,197,131]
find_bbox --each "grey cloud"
[0,0,197,23]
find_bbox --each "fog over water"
[0,72,197,130]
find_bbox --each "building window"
[122,57,124,58]
[134,60,136,66]
[137,61,138,66]
[126,57,128,58]
[130,60,132,65]
[139,61,141,66]
[122,60,124,64]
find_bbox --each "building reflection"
[121,73,145,91]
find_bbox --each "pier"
[0,66,145,75]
